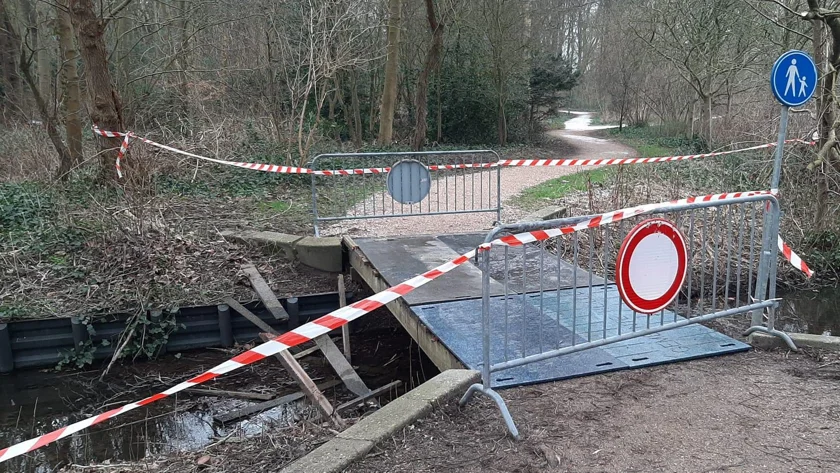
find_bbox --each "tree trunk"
[350,70,363,148]
[0,2,22,117]
[57,0,83,166]
[412,0,444,151]
[498,91,507,146]
[700,94,712,145]
[436,72,442,142]
[19,47,72,179]
[69,0,125,180]
[368,69,377,139]
[377,0,402,145]
[36,2,52,105]
[19,0,38,115]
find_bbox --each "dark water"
[0,323,436,472]
[777,287,840,336]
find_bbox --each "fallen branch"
[185,387,274,401]
[99,323,137,381]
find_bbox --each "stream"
[0,320,437,473]
[777,287,840,336]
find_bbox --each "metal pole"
[481,248,492,389]
[310,158,321,237]
[752,107,788,327]
[771,106,789,192]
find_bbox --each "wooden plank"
[185,387,274,401]
[229,300,343,428]
[336,381,402,413]
[260,333,345,429]
[213,380,341,424]
[230,293,367,398]
[338,276,351,364]
[223,297,275,334]
[241,263,289,321]
[344,235,465,372]
[293,344,321,360]
[314,335,370,398]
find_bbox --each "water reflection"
[777,286,840,336]
[0,359,316,473]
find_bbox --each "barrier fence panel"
[460,193,791,438]
[310,150,501,236]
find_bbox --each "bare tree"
[412,0,445,150]
[57,0,83,170]
[378,0,402,145]
[69,0,127,180]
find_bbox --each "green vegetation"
[515,168,611,210]
[607,124,704,157]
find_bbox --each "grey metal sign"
[387,159,431,205]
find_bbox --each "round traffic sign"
[616,219,687,314]
[770,50,818,107]
[387,159,431,205]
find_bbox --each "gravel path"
[323,113,634,238]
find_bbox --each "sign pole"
[752,50,816,328]
[771,106,789,193]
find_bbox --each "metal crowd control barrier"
[460,193,794,438]
[310,150,502,236]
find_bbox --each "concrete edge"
[751,331,840,351]
[279,369,480,473]
[220,230,343,273]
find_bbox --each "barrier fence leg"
[459,248,520,440]
[743,199,797,350]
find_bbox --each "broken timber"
[213,380,342,424]
[260,332,346,429]
[241,263,289,320]
[223,297,370,398]
[224,296,344,426]
[338,276,352,364]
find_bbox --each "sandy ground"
[322,114,633,237]
[348,350,840,473]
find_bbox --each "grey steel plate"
[415,285,750,388]
[352,233,603,305]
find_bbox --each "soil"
[349,349,840,473]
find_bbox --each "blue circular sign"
[771,50,818,107]
[387,159,431,205]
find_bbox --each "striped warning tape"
[0,249,476,463]
[779,235,814,278]
[92,126,814,177]
[0,189,814,463]
[482,191,779,249]
[114,134,130,179]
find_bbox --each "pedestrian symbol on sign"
[771,50,817,107]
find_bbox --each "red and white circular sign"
[616,218,687,314]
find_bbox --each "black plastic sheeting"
[0,291,354,372]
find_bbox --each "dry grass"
[0,135,335,320]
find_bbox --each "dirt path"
[349,350,840,473]
[323,113,634,238]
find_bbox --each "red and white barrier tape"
[482,191,778,249]
[114,134,130,179]
[778,236,814,278]
[0,189,814,463]
[92,126,813,178]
